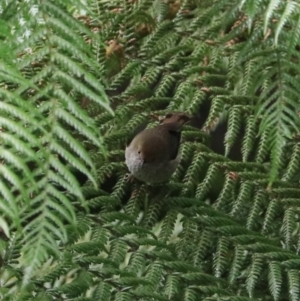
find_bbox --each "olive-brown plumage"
[125,113,190,184]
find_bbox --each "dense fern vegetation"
[1,0,300,300]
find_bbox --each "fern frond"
[262,199,280,234]
[213,236,230,278]
[230,181,253,219]
[274,1,298,44]
[281,208,297,251]
[282,143,300,181]
[196,163,221,200]
[287,269,300,301]
[242,116,257,162]
[159,210,178,242]
[268,261,282,301]
[246,253,264,298]
[246,189,266,230]
[184,287,197,301]
[164,274,180,299]
[229,245,247,285]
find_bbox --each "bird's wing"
[161,123,182,160]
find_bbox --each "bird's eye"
[138,151,141,154]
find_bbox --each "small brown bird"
[125,113,190,184]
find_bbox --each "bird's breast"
[125,146,181,184]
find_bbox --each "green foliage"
[0,0,111,285]
[1,0,300,300]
